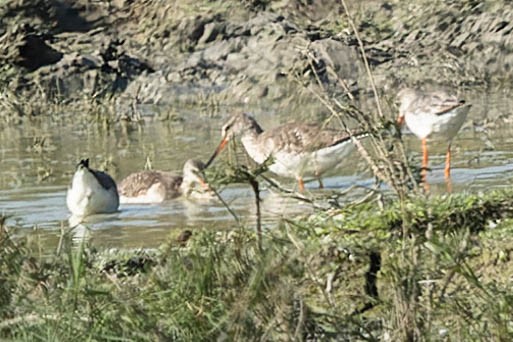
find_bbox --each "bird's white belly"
[406,106,469,140]
[66,172,119,217]
[269,142,356,179]
[242,134,356,179]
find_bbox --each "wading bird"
[396,88,470,190]
[206,112,366,192]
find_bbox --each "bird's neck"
[239,120,263,145]
[240,127,270,164]
[247,119,264,136]
[179,179,193,197]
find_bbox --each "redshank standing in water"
[205,112,367,192]
[396,88,471,190]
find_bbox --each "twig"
[56,220,66,256]
[210,186,241,227]
[296,34,419,198]
[302,83,388,183]
[259,175,318,205]
[248,178,262,251]
[352,251,382,315]
[293,298,306,340]
[339,0,384,118]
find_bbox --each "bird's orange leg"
[297,177,305,192]
[445,144,453,193]
[421,138,429,192]
[444,144,452,179]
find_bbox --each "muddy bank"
[1,0,512,119]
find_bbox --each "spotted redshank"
[118,159,212,204]
[205,112,366,192]
[396,88,471,188]
[66,159,119,217]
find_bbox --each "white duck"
[66,159,120,217]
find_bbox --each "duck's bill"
[205,138,228,168]
[396,115,405,127]
[197,177,211,191]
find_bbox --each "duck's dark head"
[77,159,90,171]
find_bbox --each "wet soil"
[1,0,512,119]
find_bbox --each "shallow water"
[0,89,512,249]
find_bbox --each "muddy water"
[0,90,512,249]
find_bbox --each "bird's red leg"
[444,144,451,179]
[297,177,305,192]
[421,138,429,191]
[445,144,453,193]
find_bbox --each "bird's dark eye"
[222,124,232,137]
[77,159,89,169]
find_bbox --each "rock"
[15,33,63,71]
[15,37,153,100]
[198,22,225,45]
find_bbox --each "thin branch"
[248,178,262,251]
[210,186,241,226]
[339,0,384,118]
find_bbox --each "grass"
[2,0,513,340]
[1,190,513,340]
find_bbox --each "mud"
[1,0,511,119]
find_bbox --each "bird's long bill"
[204,138,228,169]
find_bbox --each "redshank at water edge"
[118,159,213,204]
[205,112,367,192]
[66,159,119,217]
[396,88,471,189]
